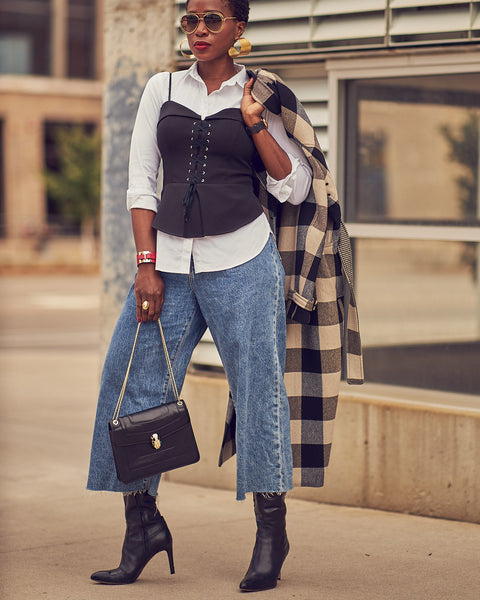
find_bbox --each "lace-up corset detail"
[153,100,263,239]
[187,119,211,184]
[183,119,212,222]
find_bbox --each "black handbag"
[108,319,200,484]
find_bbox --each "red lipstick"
[194,42,210,51]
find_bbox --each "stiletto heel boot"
[239,492,289,592]
[91,492,174,584]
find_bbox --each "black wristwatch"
[246,118,268,136]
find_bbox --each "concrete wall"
[165,374,480,524]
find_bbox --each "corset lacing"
[182,120,212,222]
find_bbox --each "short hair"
[225,0,250,24]
[185,1,250,24]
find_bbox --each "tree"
[44,124,101,259]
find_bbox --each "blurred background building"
[0,0,103,266]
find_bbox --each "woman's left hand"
[241,78,265,128]
[240,78,292,181]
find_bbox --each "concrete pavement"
[0,275,479,599]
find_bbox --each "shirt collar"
[186,61,248,90]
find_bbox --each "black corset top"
[153,100,263,238]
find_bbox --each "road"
[0,274,101,351]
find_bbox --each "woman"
[87,0,314,592]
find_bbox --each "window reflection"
[347,74,480,225]
[0,0,97,79]
[0,0,51,75]
[346,72,480,396]
[355,238,480,395]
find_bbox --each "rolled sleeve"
[264,111,312,206]
[266,156,312,205]
[126,73,168,212]
[126,191,159,212]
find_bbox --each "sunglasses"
[180,11,237,34]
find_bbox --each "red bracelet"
[136,251,156,267]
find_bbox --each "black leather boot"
[239,493,289,592]
[91,492,174,584]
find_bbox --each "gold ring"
[142,300,150,311]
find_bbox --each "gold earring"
[228,38,252,58]
[179,39,194,59]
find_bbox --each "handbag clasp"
[150,433,161,450]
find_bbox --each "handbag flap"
[109,401,191,447]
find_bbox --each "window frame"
[326,50,480,245]
[327,50,480,395]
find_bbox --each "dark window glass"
[345,73,480,397]
[44,121,98,235]
[68,0,96,79]
[0,0,51,75]
[346,74,480,226]
[355,238,479,395]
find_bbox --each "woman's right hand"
[134,263,165,323]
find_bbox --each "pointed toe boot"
[239,493,289,592]
[91,492,174,585]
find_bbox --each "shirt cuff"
[126,192,159,212]
[265,155,310,205]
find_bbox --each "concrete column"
[3,113,45,238]
[51,0,68,78]
[94,0,104,80]
[101,0,175,349]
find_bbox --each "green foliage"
[440,111,479,221]
[440,111,479,280]
[44,125,101,230]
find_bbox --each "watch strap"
[246,118,268,136]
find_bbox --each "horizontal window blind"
[278,74,329,153]
[175,1,480,57]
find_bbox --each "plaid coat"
[219,69,364,488]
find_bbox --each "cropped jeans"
[87,236,293,500]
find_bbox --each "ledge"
[166,373,480,523]
[340,382,480,418]
[0,75,103,98]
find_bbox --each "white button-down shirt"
[127,63,312,273]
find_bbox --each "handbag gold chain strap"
[112,319,182,425]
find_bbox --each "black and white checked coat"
[219,69,364,488]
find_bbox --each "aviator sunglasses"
[180,11,238,34]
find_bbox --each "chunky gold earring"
[179,38,195,59]
[228,37,252,58]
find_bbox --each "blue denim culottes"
[87,236,293,501]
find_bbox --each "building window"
[346,74,480,225]
[344,71,480,396]
[355,238,479,395]
[68,0,96,79]
[0,0,51,75]
[44,121,99,235]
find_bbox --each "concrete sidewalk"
[0,346,479,600]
